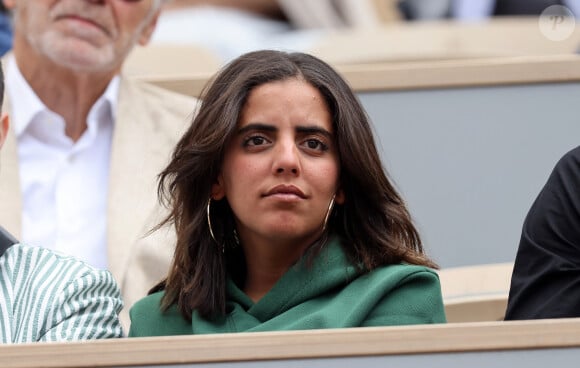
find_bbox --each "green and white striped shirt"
[0,244,123,343]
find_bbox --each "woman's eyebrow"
[296,126,333,139]
[237,123,277,134]
[237,123,332,139]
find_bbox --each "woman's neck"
[240,235,315,302]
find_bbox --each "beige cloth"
[0,75,197,330]
[277,0,389,28]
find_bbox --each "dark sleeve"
[505,146,580,320]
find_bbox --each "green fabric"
[129,238,446,337]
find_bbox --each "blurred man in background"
[0,0,197,328]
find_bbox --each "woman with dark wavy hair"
[129,50,445,336]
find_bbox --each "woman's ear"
[335,188,345,205]
[211,174,226,200]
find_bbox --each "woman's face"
[213,78,344,250]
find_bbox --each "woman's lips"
[263,184,307,199]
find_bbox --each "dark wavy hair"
[154,50,437,321]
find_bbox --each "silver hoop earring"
[207,198,218,244]
[321,194,336,233]
[233,228,240,247]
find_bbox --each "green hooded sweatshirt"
[129,237,446,337]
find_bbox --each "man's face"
[7,0,161,73]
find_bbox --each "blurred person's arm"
[505,146,580,320]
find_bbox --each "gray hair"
[152,0,167,12]
[145,0,167,23]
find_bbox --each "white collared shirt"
[6,56,118,270]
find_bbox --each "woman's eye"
[245,136,267,146]
[304,139,328,151]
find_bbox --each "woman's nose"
[273,140,300,175]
